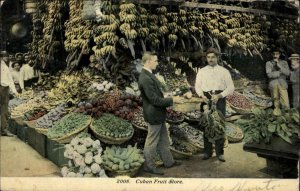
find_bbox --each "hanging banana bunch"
[118,2,138,58]
[92,0,119,60]
[64,0,92,53]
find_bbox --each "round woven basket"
[166,117,184,124]
[170,147,192,160]
[50,116,91,144]
[132,123,148,131]
[24,120,37,129]
[227,101,252,114]
[90,123,134,145]
[35,127,48,135]
[103,165,141,177]
[225,122,244,143]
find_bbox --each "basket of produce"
[225,122,244,143]
[23,107,48,121]
[166,108,184,124]
[131,109,148,131]
[102,145,144,177]
[184,110,201,122]
[227,91,253,114]
[243,88,272,109]
[90,113,134,145]
[61,134,108,178]
[34,104,67,135]
[170,137,193,159]
[47,113,91,144]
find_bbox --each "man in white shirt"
[0,51,19,136]
[19,54,39,91]
[195,47,235,162]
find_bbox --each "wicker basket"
[225,122,244,143]
[50,116,92,144]
[132,123,148,131]
[166,117,184,124]
[24,120,37,129]
[90,123,134,145]
[227,101,252,114]
[103,165,141,177]
[11,117,26,126]
[170,147,192,160]
[35,127,48,135]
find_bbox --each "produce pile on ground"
[236,108,300,144]
[74,91,141,120]
[167,108,184,123]
[23,107,48,121]
[35,104,67,129]
[102,144,145,172]
[170,138,191,153]
[47,113,91,139]
[131,108,148,130]
[227,91,252,111]
[91,113,134,139]
[243,88,272,108]
[61,133,107,177]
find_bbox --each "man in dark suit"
[138,52,182,175]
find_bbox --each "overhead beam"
[130,0,298,19]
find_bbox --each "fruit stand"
[1,0,300,179]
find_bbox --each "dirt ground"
[1,136,272,178]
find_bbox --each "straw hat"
[289,54,300,60]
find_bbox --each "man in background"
[289,54,299,110]
[1,51,19,136]
[266,49,290,115]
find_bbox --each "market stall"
[2,0,299,179]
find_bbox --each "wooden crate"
[46,138,68,167]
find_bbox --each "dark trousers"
[203,91,226,156]
[0,86,10,133]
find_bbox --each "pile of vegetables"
[75,91,141,120]
[179,122,204,149]
[131,108,148,130]
[23,107,48,121]
[8,98,26,112]
[122,128,147,149]
[11,97,46,118]
[125,82,141,97]
[224,122,244,143]
[167,108,184,123]
[47,113,91,139]
[91,113,134,139]
[236,108,300,144]
[61,134,107,177]
[227,91,252,110]
[169,124,189,141]
[35,104,67,129]
[88,81,115,93]
[171,138,190,153]
[243,88,272,108]
[184,110,201,121]
[102,144,145,172]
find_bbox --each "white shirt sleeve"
[195,69,204,97]
[19,67,25,90]
[221,69,235,98]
